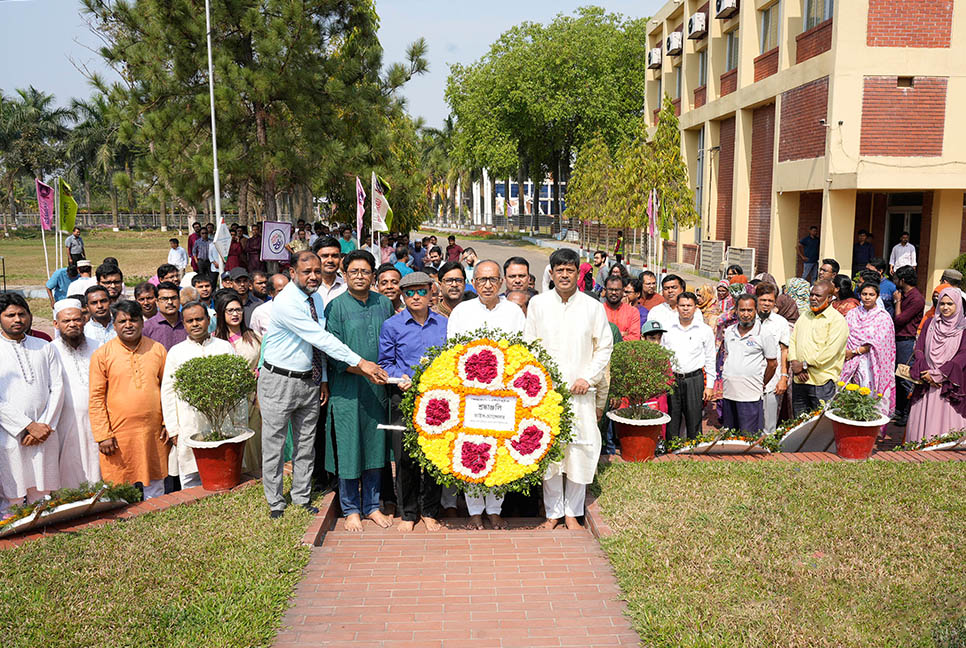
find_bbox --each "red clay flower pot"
[186,428,254,491]
[826,412,890,460]
[606,409,672,462]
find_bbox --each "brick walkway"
[272,517,641,648]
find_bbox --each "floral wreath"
[400,328,573,497]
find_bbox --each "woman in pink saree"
[841,282,896,419]
[907,286,966,443]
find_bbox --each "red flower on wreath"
[464,350,499,384]
[511,425,543,456]
[512,372,542,399]
[425,398,451,426]
[461,440,492,474]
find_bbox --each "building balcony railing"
[720,68,737,96]
[754,47,780,82]
[796,18,833,64]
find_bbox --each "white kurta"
[0,335,65,499]
[447,297,526,338]
[160,336,237,476]
[51,336,102,488]
[524,290,613,484]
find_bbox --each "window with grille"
[804,0,833,31]
[726,30,739,71]
[760,2,780,53]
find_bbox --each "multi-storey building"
[646,0,965,288]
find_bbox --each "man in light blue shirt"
[259,250,388,518]
[46,265,78,307]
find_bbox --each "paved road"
[419,232,552,288]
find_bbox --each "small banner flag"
[646,188,657,241]
[355,176,366,242]
[371,171,392,233]
[36,179,54,231]
[260,221,293,261]
[59,178,78,232]
[212,217,232,259]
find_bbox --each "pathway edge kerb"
[299,491,339,547]
[585,494,615,540]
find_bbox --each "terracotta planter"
[606,409,672,461]
[826,411,890,460]
[185,427,255,491]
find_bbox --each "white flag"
[212,217,232,259]
[371,171,391,233]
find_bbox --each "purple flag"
[36,179,54,231]
[356,176,366,243]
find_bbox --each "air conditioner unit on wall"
[716,0,739,19]
[647,48,663,69]
[666,31,683,55]
[687,13,708,39]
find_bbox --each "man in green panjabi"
[324,249,395,532]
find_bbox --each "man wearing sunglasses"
[378,272,448,532]
[446,260,526,530]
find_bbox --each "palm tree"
[0,87,74,230]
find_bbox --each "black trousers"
[667,371,704,440]
[312,399,336,490]
[69,252,85,264]
[386,392,439,521]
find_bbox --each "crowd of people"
[4,222,965,532]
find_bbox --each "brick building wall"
[796,19,833,63]
[749,104,776,274]
[694,86,707,108]
[778,77,829,162]
[716,117,736,246]
[867,0,954,48]
[663,239,678,264]
[720,69,737,96]
[796,192,823,276]
[754,48,779,82]
[860,76,948,157]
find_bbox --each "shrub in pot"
[173,354,257,490]
[606,340,675,461]
[826,381,890,460]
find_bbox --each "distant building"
[646,0,966,287]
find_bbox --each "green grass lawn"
[0,482,316,648]
[594,461,966,648]
[1,229,179,286]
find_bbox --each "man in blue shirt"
[867,257,896,316]
[852,229,874,272]
[393,245,414,277]
[378,272,447,532]
[259,250,388,519]
[797,226,820,282]
[45,264,78,307]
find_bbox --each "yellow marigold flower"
[837,381,846,387]
[845,384,859,392]
[859,387,872,396]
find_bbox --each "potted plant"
[606,340,675,461]
[173,354,257,490]
[825,381,890,460]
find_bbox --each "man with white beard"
[0,294,65,515]
[51,299,102,488]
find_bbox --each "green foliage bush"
[609,340,675,404]
[173,355,256,441]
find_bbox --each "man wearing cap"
[941,269,962,288]
[143,282,187,351]
[446,260,526,530]
[67,260,96,298]
[641,320,665,344]
[226,267,264,327]
[260,250,388,519]
[51,299,102,488]
[378,271,448,532]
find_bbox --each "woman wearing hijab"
[917,282,951,335]
[907,286,966,443]
[715,279,734,314]
[841,282,896,419]
[696,284,720,328]
[785,278,811,313]
[832,274,860,316]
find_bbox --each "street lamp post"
[204,0,222,224]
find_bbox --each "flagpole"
[204,0,222,225]
[54,177,61,269]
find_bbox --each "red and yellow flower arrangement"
[401,329,573,496]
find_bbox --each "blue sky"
[0,0,664,127]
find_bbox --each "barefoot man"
[524,249,613,530]
[446,260,526,530]
[322,250,395,532]
[378,272,449,532]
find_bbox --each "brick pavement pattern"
[272,519,642,648]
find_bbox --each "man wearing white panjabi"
[524,248,613,530]
[0,294,65,515]
[447,260,526,530]
[160,302,237,488]
[51,299,102,488]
